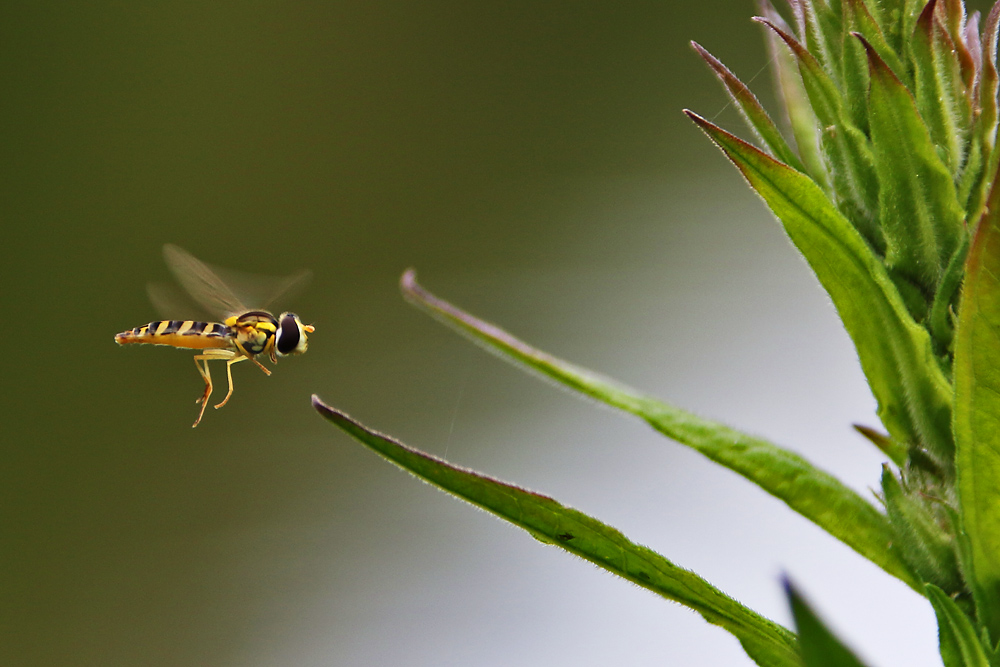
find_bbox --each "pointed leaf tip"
[313,395,350,425]
[400,267,418,292]
[786,581,872,667]
[315,393,801,667]
[917,0,940,31]
[752,16,811,61]
[690,95,954,473]
[852,32,893,81]
[403,270,920,591]
[852,424,907,466]
[686,48,806,171]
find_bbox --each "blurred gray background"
[2,1,962,665]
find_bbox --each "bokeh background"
[3,1,977,665]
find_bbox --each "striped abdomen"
[115,320,233,350]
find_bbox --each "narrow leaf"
[400,270,919,590]
[758,0,829,190]
[954,163,1000,641]
[686,110,954,466]
[691,41,806,172]
[968,3,1000,223]
[902,0,930,56]
[911,0,969,174]
[798,0,844,86]
[929,232,970,356]
[840,0,910,137]
[981,3,1000,158]
[875,0,909,55]
[926,584,991,667]
[843,0,908,82]
[852,424,907,467]
[938,0,977,96]
[785,581,870,667]
[755,17,881,245]
[860,34,967,296]
[313,397,802,667]
[840,5,871,135]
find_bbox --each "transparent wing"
[210,265,313,312]
[163,244,249,318]
[161,244,313,319]
[146,281,215,322]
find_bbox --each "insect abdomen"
[114,320,232,350]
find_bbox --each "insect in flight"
[115,244,315,427]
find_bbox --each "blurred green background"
[2,1,967,665]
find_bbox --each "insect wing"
[256,267,312,311]
[162,244,249,319]
[146,281,215,322]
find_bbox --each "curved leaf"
[754,16,880,245]
[968,3,1000,222]
[859,34,967,296]
[686,110,954,465]
[910,0,969,174]
[981,3,1000,158]
[954,164,1000,641]
[691,41,806,172]
[926,584,991,667]
[786,581,870,667]
[312,396,802,667]
[400,270,919,590]
[758,0,828,189]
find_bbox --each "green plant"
[313,0,1000,664]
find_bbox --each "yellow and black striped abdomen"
[115,320,233,350]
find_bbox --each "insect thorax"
[228,311,279,355]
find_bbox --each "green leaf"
[685,110,954,467]
[400,270,920,591]
[852,424,907,467]
[910,0,970,174]
[980,4,1000,159]
[860,34,967,298]
[785,581,870,667]
[755,17,881,246]
[798,0,845,89]
[312,397,803,667]
[839,0,910,138]
[843,0,908,84]
[926,584,991,667]
[902,0,931,58]
[954,164,1000,642]
[929,231,970,357]
[875,0,917,57]
[969,4,1000,223]
[937,0,978,97]
[881,466,962,592]
[691,41,806,172]
[758,0,830,190]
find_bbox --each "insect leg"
[233,340,272,376]
[191,350,236,427]
[191,356,213,428]
[250,355,272,376]
[214,355,249,410]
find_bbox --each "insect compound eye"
[275,313,302,356]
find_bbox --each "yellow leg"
[233,341,272,377]
[214,356,249,410]
[249,355,272,376]
[191,349,237,428]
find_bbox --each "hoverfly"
[115,244,315,427]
